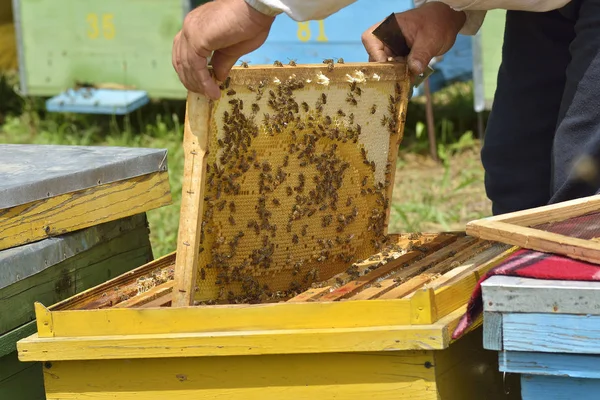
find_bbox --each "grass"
[0,73,491,257]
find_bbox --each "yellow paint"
[316,20,328,42]
[40,351,438,400]
[86,13,116,40]
[34,302,53,338]
[33,298,413,338]
[410,288,436,325]
[0,171,171,251]
[297,21,311,41]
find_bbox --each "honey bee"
[226,89,236,96]
[288,59,297,66]
[240,60,250,68]
[337,58,345,64]
[274,60,284,67]
[370,104,377,114]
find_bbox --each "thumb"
[406,33,436,76]
[210,50,240,82]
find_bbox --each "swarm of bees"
[196,61,407,304]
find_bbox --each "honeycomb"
[190,61,410,303]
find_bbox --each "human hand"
[361,2,466,76]
[172,0,275,99]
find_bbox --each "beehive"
[175,61,410,305]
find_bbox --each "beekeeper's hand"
[361,2,465,76]
[172,0,275,99]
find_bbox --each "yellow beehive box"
[17,63,519,399]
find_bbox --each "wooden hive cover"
[174,62,410,305]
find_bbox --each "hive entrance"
[175,62,410,305]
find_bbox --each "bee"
[229,215,236,225]
[362,176,368,186]
[292,234,299,244]
[252,103,260,113]
[274,60,284,67]
[321,93,327,104]
[370,104,377,114]
[337,58,345,64]
[346,196,352,206]
[350,81,357,92]
[229,202,236,213]
[301,102,309,112]
[323,58,334,64]
[288,59,297,66]
[346,95,357,106]
[301,225,308,236]
[240,60,250,68]
[226,89,236,96]
[272,198,281,206]
[337,109,346,117]
[200,268,206,280]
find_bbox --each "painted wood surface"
[18,306,466,362]
[521,374,600,400]
[0,322,36,359]
[15,0,188,98]
[0,214,154,334]
[499,351,600,379]
[0,351,45,400]
[482,275,600,315]
[33,327,507,400]
[502,313,600,354]
[482,311,503,351]
[0,144,167,208]
[0,170,171,250]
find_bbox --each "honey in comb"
[194,63,409,304]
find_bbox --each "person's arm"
[244,0,357,21]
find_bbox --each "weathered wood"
[0,322,36,359]
[483,312,503,351]
[0,171,172,250]
[287,286,332,302]
[499,351,600,379]
[114,281,174,308]
[173,93,210,307]
[0,215,153,334]
[503,313,600,354]
[482,275,600,315]
[318,234,460,301]
[0,351,45,400]
[521,374,600,400]
[0,144,168,209]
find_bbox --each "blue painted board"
[521,374,600,400]
[46,88,149,115]
[503,313,600,354]
[499,351,600,379]
[244,0,473,95]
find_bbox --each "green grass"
[0,74,491,257]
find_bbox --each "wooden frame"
[466,194,600,264]
[173,62,412,306]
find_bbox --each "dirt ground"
[389,145,491,234]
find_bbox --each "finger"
[172,32,184,79]
[210,50,240,82]
[406,33,436,76]
[179,38,203,93]
[361,30,389,62]
[188,48,221,99]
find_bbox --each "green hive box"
[12,0,209,98]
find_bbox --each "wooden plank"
[499,351,600,379]
[0,322,36,359]
[482,275,600,315]
[432,245,518,319]
[503,313,600,354]
[352,274,432,300]
[468,193,600,227]
[0,218,154,334]
[18,307,468,362]
[49,252,176,311]
[483,311,503,351]
[173,93,210,307]
[139,296,172,309]
[0,213,147,290]
[0,144,167,209]
[32,298,414,338]
[318,234,460,301]
[0,351,45,400]
[287,286,332,302]
[38,350,437,400]
[467,219,600,264]
[113,281,174,309]
[0,171,172,251]
[521,374,600,400]
[374,237,479,300]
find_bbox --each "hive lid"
[173,61,411,305]
[0,144,168,209]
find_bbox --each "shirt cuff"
[244,0,283,17]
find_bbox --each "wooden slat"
[287,286,332,302]
[0,171,172,251]
[113,281,174,309]
[318,234,459,302]
[140,297,172,309]
[371,237,480,300]
[467,219,600,264]
[173,93,210,307]
[49,252,176,311]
